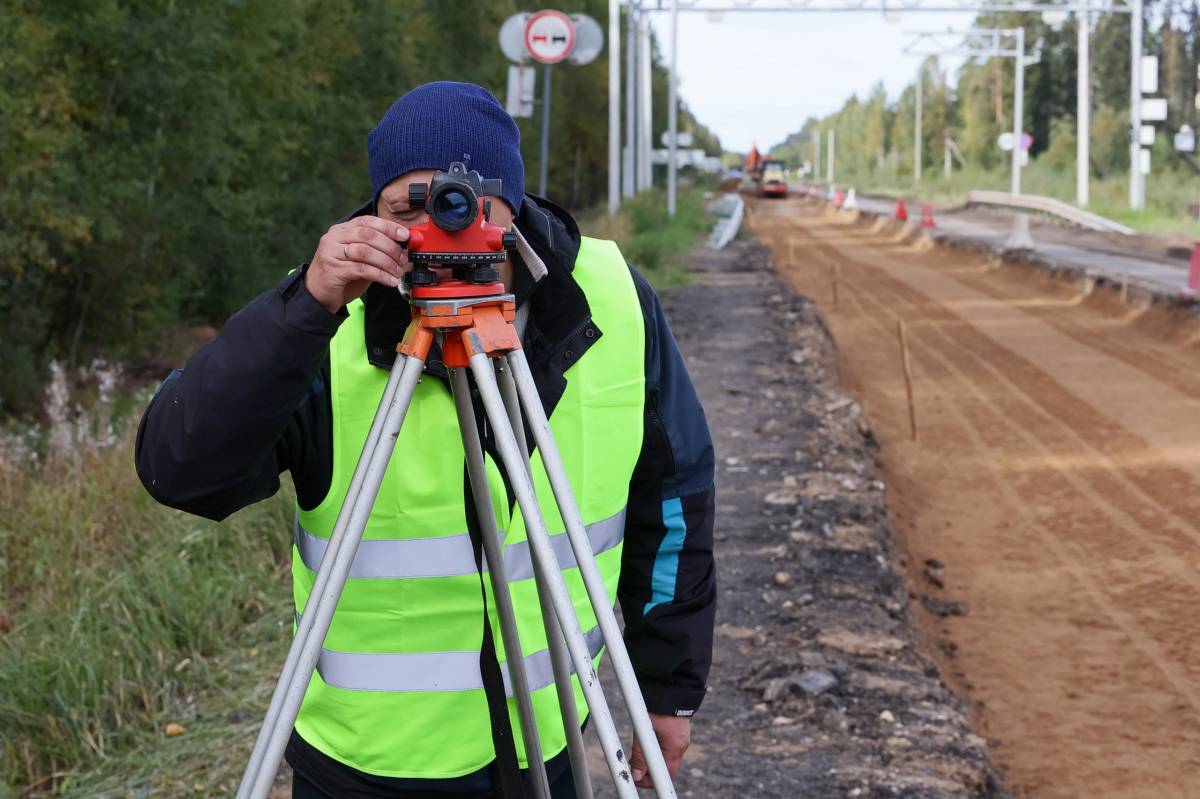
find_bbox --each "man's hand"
[305,216,410,314]
[629,713,691,789]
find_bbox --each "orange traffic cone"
[1188,241,1200,295]
[894,198,908,221]
[834,187,845,207]
[921,202,936,229]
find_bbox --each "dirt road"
[594,239,997,797]
[750,197,1200,797]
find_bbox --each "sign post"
[525,10,575,197]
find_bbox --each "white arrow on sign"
[525,10,575,64]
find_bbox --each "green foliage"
[768,0,1200,232]
[0,0,718,417]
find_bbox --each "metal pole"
[236,357,407,797]
[625,1,637,197]
[449,367,552,799]
[827,128,836,185]
[468,351,639,799]
[1011,27,1024,195]
[494,360,594,799]
[1129,0,1144,209]
[638,12,653,190]
[242,353,428,799]
[1077,2,1090,206]
[507,350,678,799]
[609,0,621,215]
[915,61,923,185]
[667,0,679,217]
[539,63,553,198]
[814,128,820,183]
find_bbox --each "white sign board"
[505,64,535,118]
[997,131,1015,152]
[525,10,575,64]
[1139,148,1151,175]
[1175,125,1196,153]
[1139,125,1156,146]
[1141,97,1168,122]
[499,13,532,62]
[1141,55,1159,95]
[566,14,603,65]
[660,131,694,147]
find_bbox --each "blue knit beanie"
[367,81,525,213]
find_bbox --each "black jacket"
[135,195,716,795]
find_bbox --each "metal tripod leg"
[469,352,639,799]
[506,350,678,799]
[495,360,595,799]
[449,367,552,799]
[238,352,428,799]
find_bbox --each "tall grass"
[0,379,295,796]
[579,183,711,286]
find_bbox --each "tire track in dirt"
[749,199,1200,798]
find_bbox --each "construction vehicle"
[757,159,788,198]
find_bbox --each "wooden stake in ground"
[1120,277,1129,305]
[897,319,917,441]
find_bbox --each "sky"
[646,8,977,153]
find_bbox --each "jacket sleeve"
[134,268,343,521]
[618,267,717,717]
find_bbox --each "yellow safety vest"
[292,236,646,778]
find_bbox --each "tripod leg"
[237,356,408,797]
[469,353,639,799]
[495,361,595,799]
[505,351,678,799]
[240,352,428,799]
[449,367,552,799]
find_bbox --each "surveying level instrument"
[235,165,677,799]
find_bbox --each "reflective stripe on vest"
[307,620,606,694]
[293,508,626,581]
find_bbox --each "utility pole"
[1077,2,1090,206]
[814,129,821,182]
[539,63,553,197]
[915,62,923,185]
[637,12,653,191]
[624,1,637,197]
[1011,26,1024,195]
[608,0,620,215]
[1129,0,1144,209]
[827,128,836,184]
[667,0,679,217]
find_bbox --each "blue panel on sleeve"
[644,497,686,616]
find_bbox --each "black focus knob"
[502,231,518,251]
[408,183,427,211]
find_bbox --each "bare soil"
[593,238,1000,797]
[751,196,1200,798]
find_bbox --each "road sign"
[1139,124,1156,146]
[998,132,1015,151]
[660,131,694,147]
[1020,132,1033,151]
[1175,125,1195,153]
[505,64,535,118]
[1141,97,1168,122]
[525,10,575,64]
[498,13,532,62]
[1141,55,1159,95]
[1139,148,1151,175]
[566,14,603,65]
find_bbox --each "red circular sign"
[524,10,576,64]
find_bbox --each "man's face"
[376,169,516,231]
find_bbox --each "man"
[136,82,715,798]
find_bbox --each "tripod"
[235,278,677,799]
